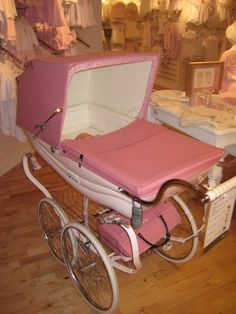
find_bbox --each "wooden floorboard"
[0,156,236,314]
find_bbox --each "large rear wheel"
[154,195,199,263]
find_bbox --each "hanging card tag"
[203,187,236,252]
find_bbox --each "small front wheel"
[38,197,69,265]
[62,222,119,313]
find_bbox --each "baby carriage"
[16,52,236,313]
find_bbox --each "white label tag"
[204,187,236,250]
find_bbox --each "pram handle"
[202,176,236,204]
[149,179,205,205]
[120,179,205,205]
[217,157,236,168]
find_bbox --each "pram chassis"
[22,150,236,313]
[17,52,236,313]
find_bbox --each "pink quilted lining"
[60,120,224,198]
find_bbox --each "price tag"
[203,188,236,252]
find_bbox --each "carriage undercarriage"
[23,151,236,313]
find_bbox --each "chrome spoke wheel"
[62,223,119,313]
[38,197,69,265]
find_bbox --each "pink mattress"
[60,120,224,198]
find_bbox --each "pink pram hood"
[17,52,159,147]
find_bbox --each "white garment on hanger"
[0,60,26,141]
[64,0,97,27]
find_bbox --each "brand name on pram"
[67,171,80,184]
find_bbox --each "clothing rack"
[70,25,91,48]
[76,36,90,48]
[37,38,64,56]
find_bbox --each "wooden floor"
[0,156,236,314]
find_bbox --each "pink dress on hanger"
[44,0,67,27]
[22,0,45,25]
[163,22,182,59]
[110,2,126,22]
[219,49,236,105]
[125,2,138,20]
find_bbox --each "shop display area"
[0,0,102,175]
[151,90,236,155]
[1,2,236,314]
[102,0,236,89]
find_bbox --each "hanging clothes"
[125,20,138,39]
[142,21,152,49]
[0,0,17,41]
[125,2,139,20]
[64,0,97,28]
[0,58,26,141]
[140,0,151,17]
[78,0,97,28]
[110,1,126,22]
[202,35,220,61]
[19,0,45,25]
[44,0,67,27]
[185,0,208,24]
[198,0,210,23]
[102,0,112,21]
[12,17,39,63]
[220,49,236,95]
[170,0,185,11]
[163,22,182,60]
[111,23,125,45]
[216,0,232,21]
[18,0,67,27]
